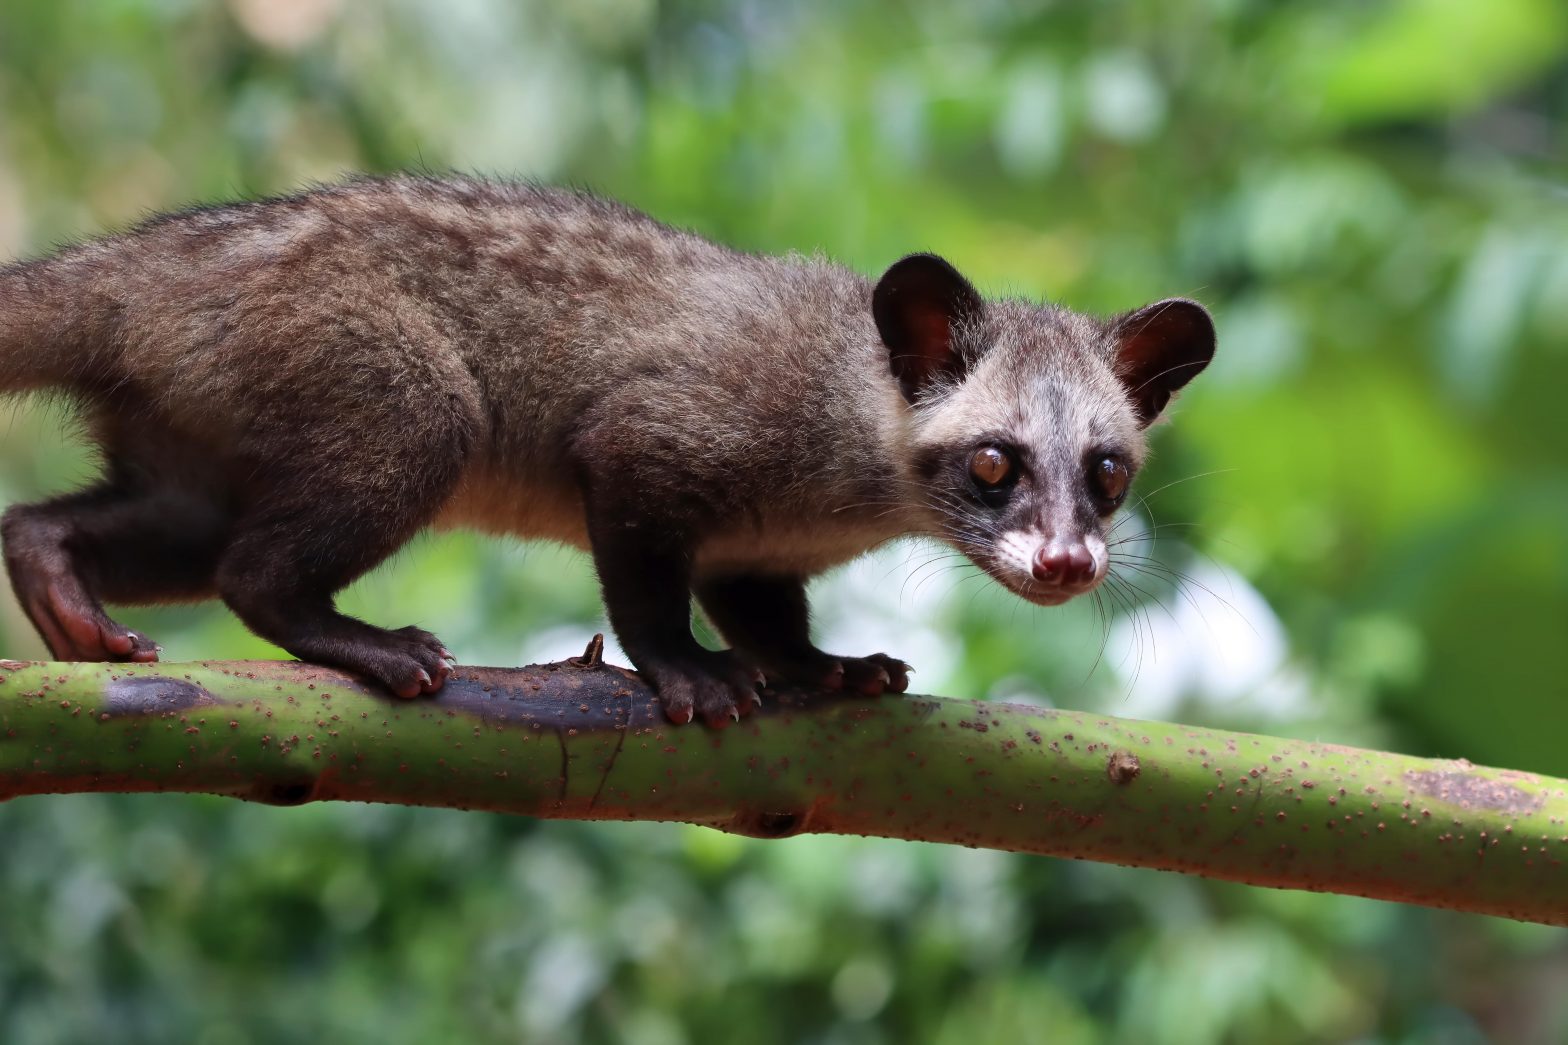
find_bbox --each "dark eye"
[1091,456,1130,509]
[969,446,1013,488]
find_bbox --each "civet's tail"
[0,250,113,394]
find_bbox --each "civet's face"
[872,254,1214,605]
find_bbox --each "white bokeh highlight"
[1106,560,1309,721]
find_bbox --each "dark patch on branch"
[1406,767,1544,815]
[430,664,659,731]
[102,676,215,717]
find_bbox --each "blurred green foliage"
[0,1,1565,1042]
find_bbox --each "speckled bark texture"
[2,655,1564,925]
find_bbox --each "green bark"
[2,653,1565,925]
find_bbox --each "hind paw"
[24,577,159,663]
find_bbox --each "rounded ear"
[872,253,983,403]
[1110,298,1216,427]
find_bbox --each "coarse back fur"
[5,177,915,558]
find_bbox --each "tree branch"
[2,652,1564,925]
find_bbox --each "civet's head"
[873,253,1215,606]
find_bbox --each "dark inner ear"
[1111,298,1216,427]
[872,253,983,403]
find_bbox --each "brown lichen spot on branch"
[1405,766,1544,815]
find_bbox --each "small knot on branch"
[726,808,810,838]
[1107,750,1141,786]
[251,778,320,806]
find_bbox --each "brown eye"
[1093,456,1130,507]
[970,446,1013,488]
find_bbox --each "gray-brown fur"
[0,175,1214,726]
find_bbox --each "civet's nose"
[1032,542,1096,587]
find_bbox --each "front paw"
[770,650,912,696]
[352,625,454,699]
[828,653,911,696]
[815,652,915,690]
[641,649,765,728]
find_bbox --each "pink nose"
[1032,543,1096,587]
